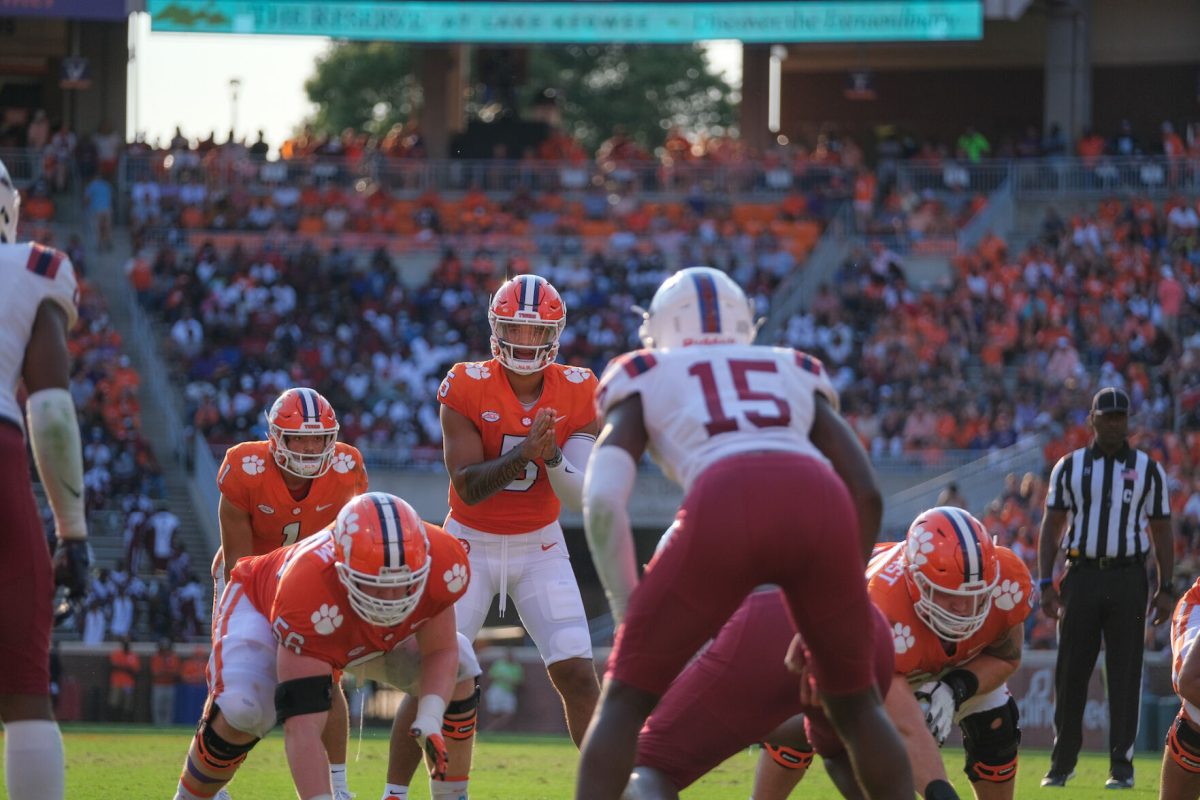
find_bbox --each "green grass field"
[0,725,1163,798]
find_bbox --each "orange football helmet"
[332,492,431,627]
[266,388,339,479]
[902,506,1000,641]
[488,275,566,374]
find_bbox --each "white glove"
[914,680,956,747]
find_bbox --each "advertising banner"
[0,0,128,20]
[148,1,983,44]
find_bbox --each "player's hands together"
[914,680,955,747]
[410,716,449,781]
[520,407,559,462]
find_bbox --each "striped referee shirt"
[1045,442,1171,559]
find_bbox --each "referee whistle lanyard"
[498,535,510,618]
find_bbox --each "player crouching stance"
[173,493,479,800]
[752,507,1031,800]
[1160,577,1200,799]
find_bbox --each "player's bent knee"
[962,697,1020,783]
[214,685,276,740]
[1167,714,1200,774]
[762,742,814,771]
[200,706,260,767]
[442,681,480,741]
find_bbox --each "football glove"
[52,538,90,624]
[411,716,449,780]
[914,680,956,746]
[914,669,978,747]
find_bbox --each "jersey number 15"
[688,359,791,437]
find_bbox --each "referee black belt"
[1066,554,1145,570]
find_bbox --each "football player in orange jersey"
[748,507,1032,800]
[437,274,600,746]
[174,493,480,800]
[211,387,368,800]
[1160,576,1200,799]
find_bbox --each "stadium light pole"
[229,77,243,140]
[768,45,786,133]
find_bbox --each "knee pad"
[762,742,814,771]
[1168,714,1200,774]
[215,682,276,739]
[443,681,480,741]
[198,705,259,769]
[961,696,1020,783]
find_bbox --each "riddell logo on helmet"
[514,310,540,319]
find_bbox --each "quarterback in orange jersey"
[438,274,600,745]
[211,387,367,800]
[1160,577,1200,799]
[753,507,1033,800]
[174,493,481,800]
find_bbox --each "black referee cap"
[1091,387,1130,416]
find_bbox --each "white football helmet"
[639,267,756,349]
[0,159,19,244]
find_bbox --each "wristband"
[545,447,563,468]
[940,668,979,707]
[1038,577,1055,590]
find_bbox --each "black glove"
[52,539,90,623]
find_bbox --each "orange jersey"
[232,524,469,669]
[437,359,597,534]
[867,542,1033,684]
[217,440,369,555]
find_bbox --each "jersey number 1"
[281,522,301,547]
[688,359,791,437]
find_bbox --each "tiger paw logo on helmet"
[563,366,591,384]
[241,454,266,475]
[906,526,935,567]
[992,579,1025,611]
[311,603,344,635]
[330,452,357,474]
[337,511,360,538]
[444,563,468,593]
[464,363,491,380]
[892,623,916,654]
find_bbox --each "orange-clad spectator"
[150,639,180,726]
[124,250,154,304]
[21,186,55,222]
[1076,127,1106,165]
[1162,121,1185,158]
[108,638,141,723]
[297,208,324,234]
[852,168,876,227]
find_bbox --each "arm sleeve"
[545,433,595,513]
[26,387,86,540]
[583,445,640,625]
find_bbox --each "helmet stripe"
[302,389,320,422]
[691,272,722,334]
[370,493,404,569]
[943,507,982,583]
[531,276,541,309]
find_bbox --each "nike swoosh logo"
[541,543,557,551]
[315,504,333,512]
[63,481,81,499]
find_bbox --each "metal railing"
[895,156,1200,200]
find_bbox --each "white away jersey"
[0,242,79,431]
[595,344,838,491]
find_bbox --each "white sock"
[430,779,468,800]
[380,785,408,799]
[4,720,65,800]
[330,763,349,794]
